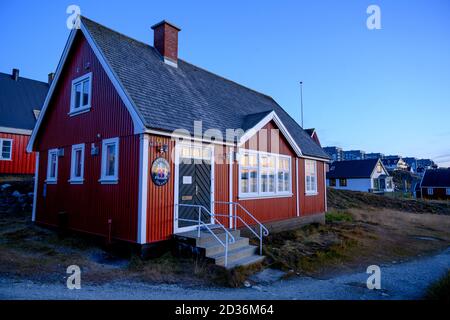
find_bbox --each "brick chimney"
[48,72,55,85]
[12,68,19,81]
[151,20,181,67]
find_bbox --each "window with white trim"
[0,139,12,160]
[427,188,433,195]
[70,144,85,183]
[100,137,119,183]
[277,156,291,193]
[240,152,258,195]
[70,72,92,115]
[239,150,291,198]
[446,188,450,196]
[260,154,276,193]
[305,160,318,194]
[46,149,58,183]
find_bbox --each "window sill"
[68,179,84,184]
[99,179,118,185]
[45,180,57,185]
[239,193,293,201]
[305,192,318,196]
[0,159,12,161]
[68,107,91,117]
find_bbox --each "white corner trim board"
[137,134,149,244]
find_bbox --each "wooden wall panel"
[0,133,35,174]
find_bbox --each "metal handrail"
[213,201,269,255]
[176,204,235,267]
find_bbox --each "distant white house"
[326,159,394,193]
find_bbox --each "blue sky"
[1,0,449,166]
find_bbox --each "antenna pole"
[300,81,304,127]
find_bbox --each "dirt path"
[1,247,449,300]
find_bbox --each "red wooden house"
[28,17,330,267]
[420,168,450,200]
[0,69,49,178]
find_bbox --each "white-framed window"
[427,188,433,195]
[240,152,258,196]
[277,156,291,193]
[69,72,92,115]
[100,137,119,184]
[305,159,318,195]
[239,150,291,198]
[260,154,276,194]
[46,149,59,183]
[69,143,85,183]
[446,188,450,196]
[0,139,13,160]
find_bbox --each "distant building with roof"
[0,68,50,176]
[323,146,343,162]
[304,128,321,146]
[420,168,450,200]
[381,156,408,171]
[343,150,366,161]
[326,159,394,193]
[366,153,385,160]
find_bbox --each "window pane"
[241,169,249,193]
[74,149,82,177]
[50,154,57,178]
[106,144,116,176]
[82,80,89,106]
[74,83,81,108]
[249,169,257,193]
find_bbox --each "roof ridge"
[0,72,49,85]
[80,16,277,104]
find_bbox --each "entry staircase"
[174,202,269,269]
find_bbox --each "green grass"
[425,270,450,301]
[326,210,353,223]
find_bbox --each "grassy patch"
[262,220,364,276]
[425,270,450,301]
[327,188,450,215]
[326,210,353,223]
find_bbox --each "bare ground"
[0,185,449,295]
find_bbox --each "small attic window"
[69,72,92,116]
[33,109,41,120]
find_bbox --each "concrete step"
[176,229,241,246]
[224,254,266,269]
[201,237,249,257]
[211,245,258,266]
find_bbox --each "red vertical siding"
[214,145,231,226]
[34,32,139,242]
[146,135,175,243]
[235,121,298,225]
[298,158,326,215]
[0,133,35,174]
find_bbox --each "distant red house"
[28,17,330,257]
[420,168,450,200]
[0,69,49,177]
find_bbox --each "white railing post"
[225,233,228,267]
[197,207,201,238]
[259,224,263,255]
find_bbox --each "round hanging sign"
[151,157,170,186]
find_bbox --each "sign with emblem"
[151,157,170,186]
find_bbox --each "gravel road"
[1,248,449,300]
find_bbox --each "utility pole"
[300,81,304,128]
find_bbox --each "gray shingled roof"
[81,17,329,159]
[0,72,48,130]
[421,168,450,187]
[327,159,380,179]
